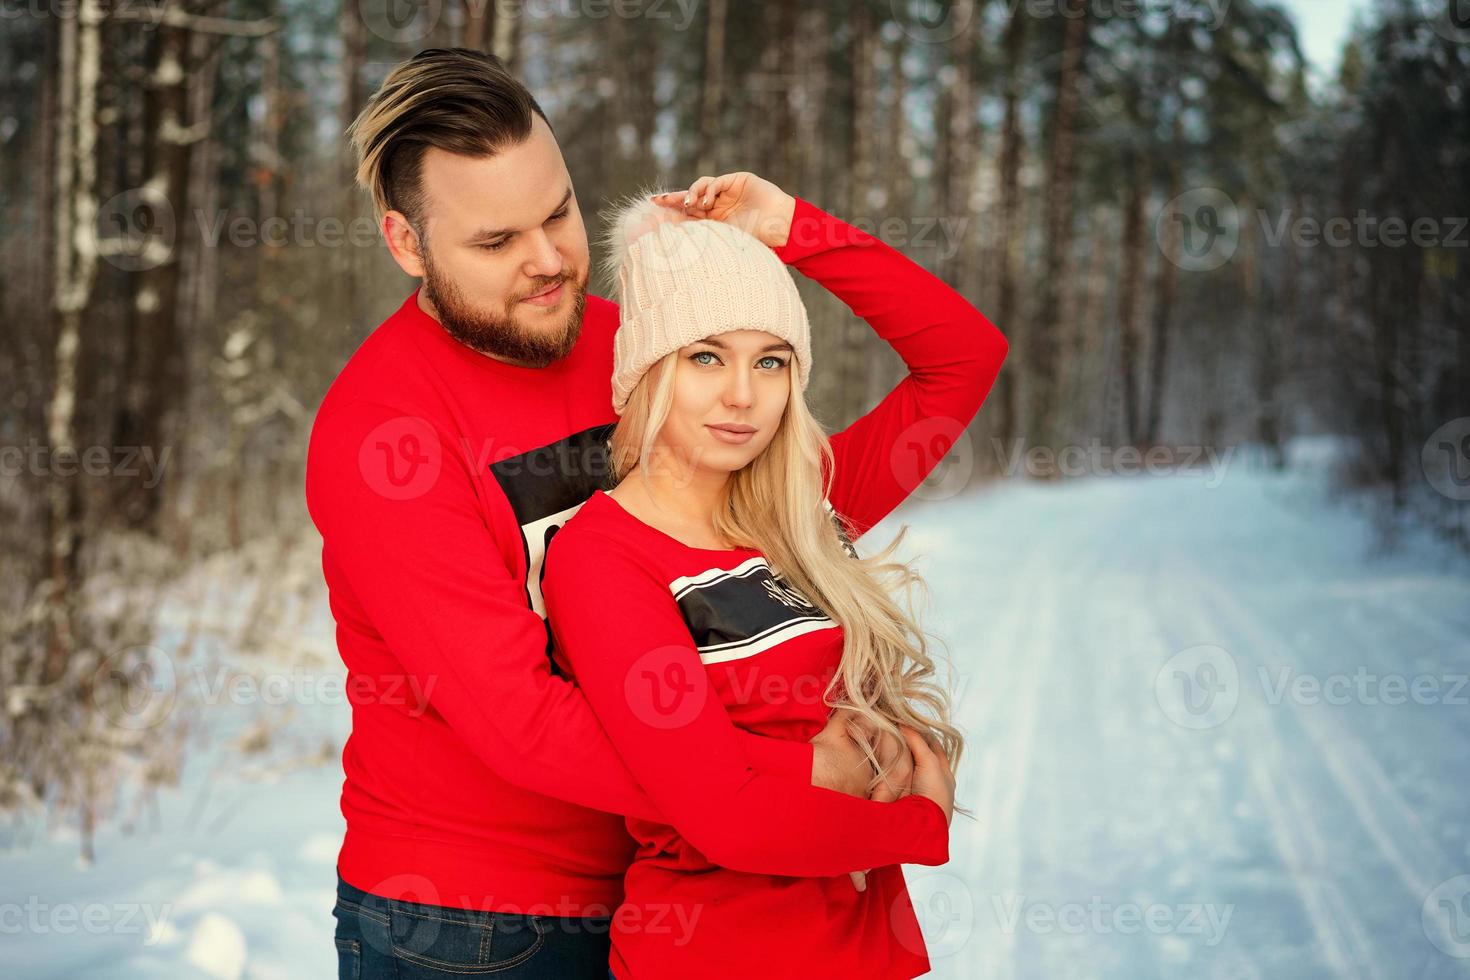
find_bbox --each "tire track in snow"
[1184,566,1469,974]
[957,539,1058,980]
[1157,554,1379,980]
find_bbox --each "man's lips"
[521,280,565,305]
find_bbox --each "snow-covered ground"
[4,438,1469,979]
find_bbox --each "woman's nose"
[724,368,754,408]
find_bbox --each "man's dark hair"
[347,47,552,224]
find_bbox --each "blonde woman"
[541,172,1008,980]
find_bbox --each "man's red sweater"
[304,196,1005,917]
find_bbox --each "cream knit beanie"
[604,195,811,415]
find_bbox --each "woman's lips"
[521,281,564,307]
[706,424,756,445]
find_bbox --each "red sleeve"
[305,399,808,822]
[541,525,950,877]
[774,197,1009,540]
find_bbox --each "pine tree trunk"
[1142,81,1181,450]
[842,1,877,421]
[1116,89,1146,446]
[112,14,194,531]
[695,0,727,178]
[1027,9,1086,459]
[990,3,1027,464]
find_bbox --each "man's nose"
[523,229,563,279]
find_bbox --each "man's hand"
[845,712,916,804]
[650,172,797,248]
[808,708,918,893]
[809,708,874,798]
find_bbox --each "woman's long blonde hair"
[609,351,966,798]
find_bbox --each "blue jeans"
[333,872,614,978]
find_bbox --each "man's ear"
[383,210,426,277]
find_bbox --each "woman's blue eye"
[691,351,720,365]
[758,356,789,370]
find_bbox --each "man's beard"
[421,247,587,368]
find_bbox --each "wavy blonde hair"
[608,349,967,801]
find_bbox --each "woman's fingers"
[848,870,870,892]
[899,725,934,763]
[688,175,714,208]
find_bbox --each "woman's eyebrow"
[694,338,793,352]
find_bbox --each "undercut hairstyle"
[347,47,552,227]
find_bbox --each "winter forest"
[2,1,1468,978]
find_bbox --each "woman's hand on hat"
[650,172,797,249]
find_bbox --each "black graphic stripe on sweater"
[487,423,616,670]
[669,556,838,664]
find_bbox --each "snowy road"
[907,455,1470,980]
[4,445,1469,978]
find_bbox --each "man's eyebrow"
[695,338,794,353]
[465,187,572,242]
